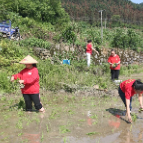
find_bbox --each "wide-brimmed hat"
[19,55,38,64]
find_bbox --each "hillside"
[61,0,143,26]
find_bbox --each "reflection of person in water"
[118,79,143,123]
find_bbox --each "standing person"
[86,40,99,67]
[108,49,120,81]
[119,79,143,123]
[10,55,45,112]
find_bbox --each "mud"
[0,92,143,143]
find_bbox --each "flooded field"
[0,91,143,143]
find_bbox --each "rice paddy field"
[0,89,143,143]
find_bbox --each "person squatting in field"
[108,49,120,81]
[10,55,45,112]
[86,40,99,67]
[119,79,143,123]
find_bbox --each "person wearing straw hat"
[10,55,45,112]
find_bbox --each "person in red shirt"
[86,40,98,67]
[108,49,120,81]
[10,55,45,113]
[119,79,143,123]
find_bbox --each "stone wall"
[33,44,143,65]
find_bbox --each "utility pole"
[104,10,107,29]
[98,10,104,42]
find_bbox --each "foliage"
[19,37,51,49]
[62,25,77,44]
[111,28,141,49]
[0,0,69,24]
[0,40,29,67]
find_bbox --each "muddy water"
[0,94,143,143]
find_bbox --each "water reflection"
[21,113,45,143]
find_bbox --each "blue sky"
[131,0,143,4]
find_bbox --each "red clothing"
[13,67,39,94]
[108,55,120,70]
[120,79,143,99]
[86,43,92,54]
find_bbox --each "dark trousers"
[111,70,120,81]
[118,86,132,111]
[23,94,42,111]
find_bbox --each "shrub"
[111,28,141,50]
[19,37,51,49]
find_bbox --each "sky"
[131,0,143,4]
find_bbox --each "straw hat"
[19,55,38,64]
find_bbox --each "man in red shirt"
[119,79,143,123]
[108,49,120,81]
[86,40,98,67]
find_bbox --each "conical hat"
[19,55,38,64]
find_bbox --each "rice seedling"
[131,113,137,122]
[86,132,99,136]
[18,110,24,117]
[18,132,23,136]
[49,110,57,119]
[59,125,71,134]
[91,114,98,119]
[16,119,23,129]
[41,132,44,142]
[63,137,69,143]
[68,110,74,116]
[46,124,49,133]
[78,119,86,122]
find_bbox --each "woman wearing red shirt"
[86,40,98,67]
[119,79,143,123]
[11,55,45,112]
[108,49,120,81]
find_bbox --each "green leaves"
[111,28,141,50]
[62,26,77,44]
[0,0,69,24]
[19,37,51,50]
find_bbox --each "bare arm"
[92,47,99,54]
[126,98,132,123]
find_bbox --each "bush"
[111,28,141,50]
[62,25,77,44]
[19,37,51,49]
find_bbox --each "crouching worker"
[119,79,143,123]
[11,55,45,113]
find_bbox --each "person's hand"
[128,115,132,123]
[10,76,14,82]
[19,80,24,84]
